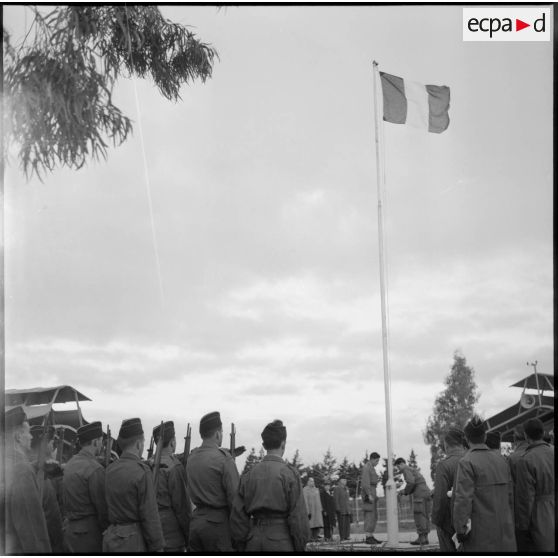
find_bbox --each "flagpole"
[372,60,399,548]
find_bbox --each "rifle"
[182,423,191,467]
[230,423,236,462]
[152,421,165,492]
[147,434,155,461]
[105,425,113,468]
[56,427,65,463]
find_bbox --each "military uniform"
[508,439,529,483]
[361,461,380,538]
[186,442,239,551]
[63,448,109,552]
[431,447,465,552]
[399,464,432,540]
[231,454,310,551]
[452,444,516,552]
[319,487,336,540]
[157,453,191,551]
[514,440,554,552]
[103,418,164,553]
[4,407,52,553]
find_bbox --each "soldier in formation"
[230,419,310,551]
[63,421,108,552]
[185,411,240,552]
[430,428,466,552]
[152,420,191,552]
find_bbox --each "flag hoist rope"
[124,4,165,306]
[372,60,399,548]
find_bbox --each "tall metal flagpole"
[372,60,399,548]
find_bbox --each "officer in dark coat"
[230,419,310,552]
[186,411,240,552]
[452,416,516,552]
[103,418,164,552]
[152,421,191,552]
[514,418,555,552]
[333,478,351,541]
[4,406,52,553]
[29,425,66,553]
[395,457,432,545]
[431,428,466,552]
[63,421,109,552]
[320,481,337,541]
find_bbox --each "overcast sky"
[4,4,553,480]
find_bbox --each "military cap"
[5,406,27,428]
[118,417,144,439]
[153,421,175,445]
[261,419,287,448]
[199,411,222,437]
[444,427,465,446]
[464,416,487,439]
[78,421,103,444]
[485,430,501,450]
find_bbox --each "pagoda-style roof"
[510,373,553,392]
[485,395,554,442]
[5,385,91,407]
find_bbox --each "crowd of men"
[3,404,555,554]
[388,416,554,552]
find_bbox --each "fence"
[351,494,415,529]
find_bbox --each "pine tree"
[423,351,480,482]
[408,449,419,470]
[242,447,262,475]
[3,6,217,178]
[288,449,306,479]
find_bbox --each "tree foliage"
[423,351,480,482]
[242,447,262,475]
[3,5,218,178]
[408,449,418,470]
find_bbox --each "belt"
[251,517,288,526]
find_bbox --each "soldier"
[394,457,432,546]
[230,419,310,551]
[431,428,466,552]
[333,477,351,541]
[186,411,240,552]
[152,421,191,552]
[508,424,529,482]
[452,416,515,552]
[485,431,501,452]
[514,418,554,552]
[4,406,52,553]
[103,418,164,552]
[29,425,65,553]
[361,452,382,545]
[63,421,109,553]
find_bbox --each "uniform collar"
[527,440,550,451]
[263,454,284,463]
[468,443,489,451]
[446,447,465,457]
[121,450,141,461]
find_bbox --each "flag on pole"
[380,72,450,133]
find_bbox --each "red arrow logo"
[516,19,530,31]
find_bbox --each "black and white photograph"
[2,2,554,554]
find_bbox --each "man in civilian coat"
[319,481,337,541]
[452,416,516,552]
[431,428,466,552]
[333,477,351,541]
[514,418,554,552]
[63,421,108,553]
